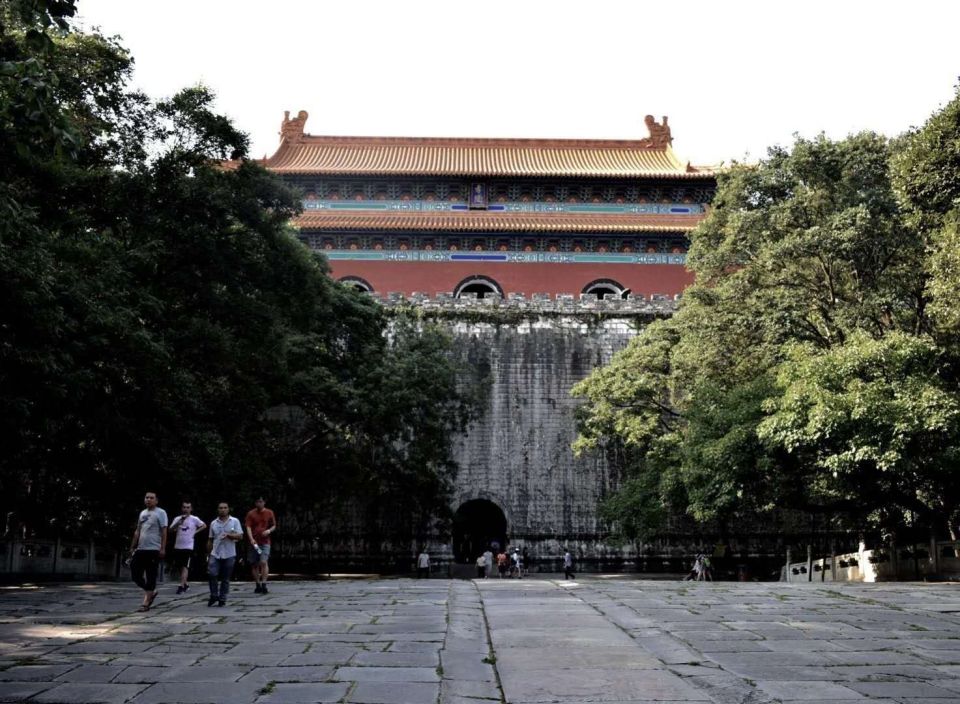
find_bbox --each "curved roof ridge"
[257,110,716,178]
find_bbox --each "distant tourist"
[207,502,243,607]
[563,549,575,580]
[168,499,206,594]
[245,496,277,594]
[129,491,168,612]
[511,548,523,578]
[482,547,494,578]
[700,554,713,581]
[417,548,430,578]
[475,554,487,578]
[522,547,531,576]
[683,555,701,581]
[496,550,509,578]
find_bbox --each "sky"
[76,0,960,167]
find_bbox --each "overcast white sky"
[77,0,959,166]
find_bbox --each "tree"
[574,120,960,540]
[0,1,471,545]
[758,333,960,537]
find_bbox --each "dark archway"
[452,499,507,563]
[582,278,628,299]
[453,275,504,299]
[338,275,374,293]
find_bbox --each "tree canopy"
[0,0,472,545]
[574,86,960,541]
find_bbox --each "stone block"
[347,681,439,704]
[333,666,439,682]
[255,682,350,703]
[34,683,149,703]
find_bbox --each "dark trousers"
[564,566,575,579]
[208,556,236,599]
[131,550,160,592]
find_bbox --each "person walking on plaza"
[129,491,168,612]
[482,547,493,578]
[417,548,430,578]
[496,549,509,578]
[168,499,206,594]
[475,554,487,578]
[700,554,713,582]
[522,547,531,577]
[511,548,523,578]
[244,496,277,594]
[207,502,243,607]
[563,549,575,580]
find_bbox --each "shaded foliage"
[575,87,960,540]
[1,1,470,544]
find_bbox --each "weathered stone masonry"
[392,295,672,571]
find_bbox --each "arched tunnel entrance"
[452,499,507,563]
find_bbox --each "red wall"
[329,261,693,298]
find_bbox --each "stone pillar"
[806,544,813,582]
[52,535,61,575]
[931,534,940,576]
[830,540,837,582]
[785,546,791,582]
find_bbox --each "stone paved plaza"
[1,578,960,703]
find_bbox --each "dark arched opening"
[452,499,507,563]
[453,275,503,299]
[582,278,628,299]
[339,275,374,293]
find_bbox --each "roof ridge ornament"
[644,115,672,148]
[281,110,309,144]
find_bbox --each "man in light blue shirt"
[206,501,243,607]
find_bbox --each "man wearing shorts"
[168,500,206,594]
[128,491,168,612]
[207,501,243,607]
[244,496,276,594]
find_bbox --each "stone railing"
[783,540,960,583]
[1,538,120,579]
[368,291,680,316]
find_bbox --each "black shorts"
[172,549,193,570]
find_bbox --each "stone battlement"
[367,291,679,316]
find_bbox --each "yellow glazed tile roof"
[251,111,716,179]
[292,210,704,233]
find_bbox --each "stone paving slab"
[2,578,960,703]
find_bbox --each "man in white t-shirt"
[128,491,168,612]
[482,548,494,579]
[168,500,207,594]
[417,548,430,578]
[206,501,243,607]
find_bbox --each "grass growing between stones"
[257,680,276,695]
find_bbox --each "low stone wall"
[0,538,120,579]
[372,290,679,316]
[784,541,960,582]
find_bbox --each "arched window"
[338,276,374,293]
[453,275,503,299]
[582,278,628,300]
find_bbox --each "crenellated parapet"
[367,291,679,317]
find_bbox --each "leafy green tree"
[574,121,960,540]
[0,1,471,547]
[758,333,960,536]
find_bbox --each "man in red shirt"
[244,496,277,594]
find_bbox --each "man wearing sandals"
[129,491,168,612]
